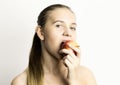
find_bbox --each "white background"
[0,0,120,85]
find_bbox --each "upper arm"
[11,71,27,85]
[80,66,97,85]
[11,77,21,85]
[86,70,97,85]
[83,67,97,85]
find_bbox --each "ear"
[35,26,44,40]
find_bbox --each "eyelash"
[56,24,61,27]
[70,27,76,30]
[55,24,63,28]
[55,24,76,30]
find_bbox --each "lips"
[60,40,79,56]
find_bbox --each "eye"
[70,27,76,31]
[56,24,61,28]
[55,24,64,28]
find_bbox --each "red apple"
[61,40,79,55]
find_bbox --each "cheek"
[44,31,61,48]
[44,33,61,56]
[46,33,60,41]
[72,33,77,40]
[45,29,62,40]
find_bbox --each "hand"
[60,44,81,85]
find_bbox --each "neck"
[45,56,67,73]
[42,52,68,76]
[40,42,68,77]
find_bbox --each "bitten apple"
[61,40,79,56]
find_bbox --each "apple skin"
[61,40,79,56]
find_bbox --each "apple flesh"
[61,40,79,56]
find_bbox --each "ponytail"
[27,33,44,85]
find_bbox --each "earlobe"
[35,26,44,40]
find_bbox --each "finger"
[60,48,79,62]
[65,55,80,68]
[66,55,74,63]
[64,58,72,68]
[68,44,81,59]
[60,49,76,59]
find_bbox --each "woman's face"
[42,8,77,59]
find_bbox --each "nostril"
[63,33,72,37]
[62,28,72,37]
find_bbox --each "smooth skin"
[11,8,97,85]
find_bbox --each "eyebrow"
[52,20,77,25]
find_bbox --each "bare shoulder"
[11,70,27,85]
[79,65,97,85]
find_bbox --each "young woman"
[11,4,97,85]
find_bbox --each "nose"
[63,27,72,37]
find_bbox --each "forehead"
[47,8,76,23]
